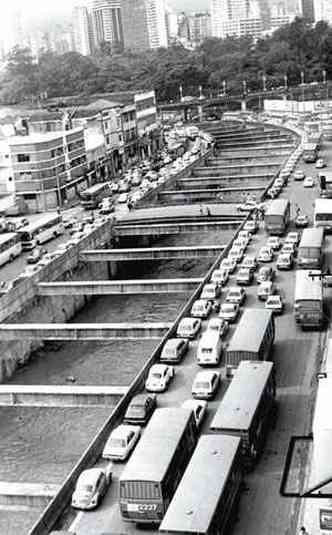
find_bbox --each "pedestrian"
[299,526,309,535]
[206,207,211,217]
[199,205,204,216]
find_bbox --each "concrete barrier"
[27,122,297,535]
[0,385,128,407]
[0,482,60,508]
[81,245,226,261]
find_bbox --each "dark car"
[27,246,47,264]
[123,393,157,426]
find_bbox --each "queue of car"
[67,138,310,518]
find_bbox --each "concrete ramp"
[38,279,203,296]
[0,385,128,407]
[0,323,172,340]
[0,482,60,508]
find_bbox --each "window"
[17,154,30,162]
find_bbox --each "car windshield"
[201,348,213,354]
[78,483,94,492]
[268,297,279,304]
[127,405,145,416]
[151,372,162,379]
[222,304,234,312]
[195,381,209,389]
[110,438,126,448]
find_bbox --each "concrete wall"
[0,224,111,381]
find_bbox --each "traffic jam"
[60,129,329,535]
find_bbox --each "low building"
[134,91,163,159]
[7,128,87,212]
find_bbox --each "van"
[197,331,223,366]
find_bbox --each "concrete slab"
[0,482,60,507]
[81,245,225,261]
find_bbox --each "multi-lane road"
[53,141,332,535]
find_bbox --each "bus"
[302,142,319,163]
[17,214,64,250]
[314,199,332,232]
[0,233,22,266]
[80,183,111,210]
[264,199,290,235]
[294,270,323,329]
[297,228,324,269]
[210,361,276,468]
[159,435,243,535]
[224,308,275,378]
[119,407,198,524]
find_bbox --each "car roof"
[179,317,197,326]
[129,393,152,405]
[111,424,138,438]
[163,338,185,350]
[195,370,217,380]
[77,468,102,484]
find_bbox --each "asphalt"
[61,143,332,535]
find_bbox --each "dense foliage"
[1,17,332,104]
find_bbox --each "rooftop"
[8,127,84,146]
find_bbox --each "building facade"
[313,0,332,23]
[91,0,124,51]
[7,128,87,212]
[122,0,168,50]
[72,4,94,56]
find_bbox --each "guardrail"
[27,121,295,535]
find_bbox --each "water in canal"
[1,227,235,535]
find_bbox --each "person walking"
[299,526,309,535]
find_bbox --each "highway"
[53,140,332,535]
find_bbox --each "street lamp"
[300,71,305,102]
[323,69,328,100]
[284,74,288,91]
[179,84,183,102]
[199,85,203,100]
[262,74,266,92]
[222,80,226,95]
[242,80,247,95]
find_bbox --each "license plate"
[127,503,157,512]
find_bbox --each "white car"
[267,236,281,251]
[111,182,119,193]
[257,280,276,301]
[219,302,240,323]
[316,158,325,169]
[200,283,221,300]
[206,317,228,338]
[191,299,213,319]
[117,193,129,203]
[277,252,293,270]
[281,242,296,256]
[228,247,244,264]
[241,255,257,272]
[102,424,141,461]
[220,257,237,273]
[233,237,248,250]
[303,176,314,188]
[182,399,208,429]
[237,200,257,212]
[293,170,305,181]
[192,370,221,400]
[176,317,201,339]
[258,246,273,262]
[265,294,284,314]
[238,230,252,242]
[243,219,258,233]
[274,178,284,189]
[285,231,300,246]
[210,268,229,286]
[226,286,246,305]
[71,466,113,510]
[145,363,175,392]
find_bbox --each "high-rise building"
[72,4,94,56]
[165,4,178,44]
[189,12,212,44]
[313,0,332,23]
[298,0,314,21]
[122,0,168,50]
[91,0,123,51]
[211,0,299,38]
